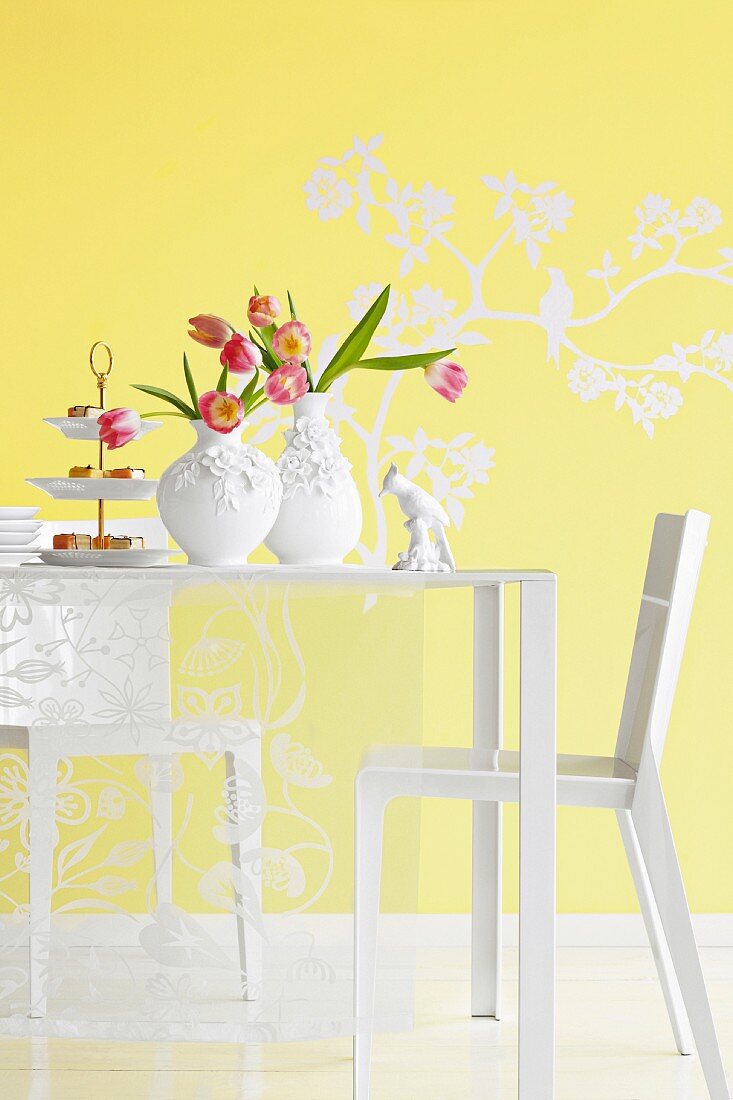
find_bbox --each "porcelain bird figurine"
[380,462,455,572]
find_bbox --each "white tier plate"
[37,549,179,568]
[0,544,40,554]
[44,417,162,440]
[0,507,39,520]
[27,477,158,500]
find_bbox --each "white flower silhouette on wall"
[302,134,733,440]
[245,134,733,563]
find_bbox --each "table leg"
[518,578,556,1100]
[471,585,503,1018]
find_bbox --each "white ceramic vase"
[264,393,362,565]
[157,421,282,566]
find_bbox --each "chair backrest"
[614,510,710,771]
[41,516,168,548]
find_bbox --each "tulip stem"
[304,360,315,391]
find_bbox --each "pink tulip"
[264,361,309,405]
[188,314,233,348]
[198,390,245,433]
[220,333,263,375]
[424,359,468,402]
[98,407,142,450]
[247,294,281,328]
[272,320,311,364]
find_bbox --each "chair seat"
[359,746,638,809]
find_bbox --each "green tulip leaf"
[131,384,197,418]
[249,329,279,373]
[347,349,455,372]
[240,370,260,412]
[183,352,198,410]
[316,284,390,391]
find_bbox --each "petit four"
[69,465,103,478]
[67,405,104,418]
[109,536,144,550]
[53,533,92,550]
[105,467,145,479]
[91,535,111,550]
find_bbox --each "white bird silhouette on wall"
[539,267,573,364]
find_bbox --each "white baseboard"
[48,912,733,948]
[411,914,733,948]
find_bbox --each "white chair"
[353,510,729,1100]
[0,519,259,1016]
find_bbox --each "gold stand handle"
[89,341,114,547]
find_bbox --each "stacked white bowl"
[0,507,43,563]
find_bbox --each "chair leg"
[353,775,388,1100]
[28,745,58,1019]
[471,800,502,1017]
[149,754,173,907]
[632,765,730,1099]
[225,749,261,1001]
[616,808,694,1055]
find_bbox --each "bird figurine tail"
[431,522,456,571]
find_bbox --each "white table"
[0,563,556,1097]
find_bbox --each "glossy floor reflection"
[2,947,732,1098]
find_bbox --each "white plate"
[0,531,43,545]
[27,477,158,501]
[0,519,43,532]
[0,507,39,520]
[44,417,162,441]
[0,544,40,554]
[0,553,42,567]
[37,549,179,568]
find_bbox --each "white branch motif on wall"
[249,135,733,564]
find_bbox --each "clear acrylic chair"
[353,510,729,1100]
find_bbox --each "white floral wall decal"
[267,136,732,562]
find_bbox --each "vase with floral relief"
[264,393,362,565]
[157,420,282,566]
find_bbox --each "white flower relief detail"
[201,445,282,515]
[169,445,281,516]
[277,417,352,500]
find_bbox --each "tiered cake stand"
[27,342,174,567]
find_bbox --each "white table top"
[5,562,555,588]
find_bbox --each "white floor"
[2,947,732,1099]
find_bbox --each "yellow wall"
[1,0,732,913]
